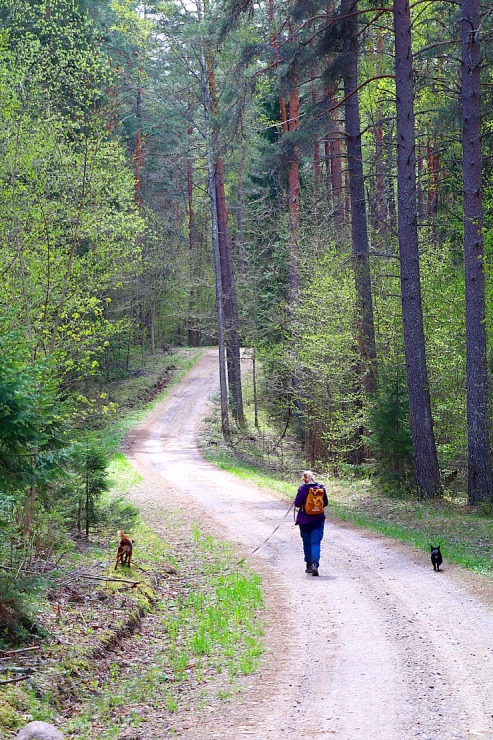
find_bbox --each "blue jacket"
[294,482,328,527]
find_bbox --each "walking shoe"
[305,564,313,573]
[311,563,319,576]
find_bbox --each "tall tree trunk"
[393,0,440,497]
[205,54,245,426]
[374,34,387,236]
[461,0,492,504]
[200,51,229,437]
[342,0,377,395]
[288,67,301,305]
[214,159,244,425]
[187,118,200,347]
[135,85,143,207]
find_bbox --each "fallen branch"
[78,575,139,585]
[0,675,30,684]
[0,646,40,656]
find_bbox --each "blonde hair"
[302,470,315,483]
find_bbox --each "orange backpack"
[304,486,325,515]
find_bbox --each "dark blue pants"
[299,520,325,567]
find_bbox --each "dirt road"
[128,350,493,740]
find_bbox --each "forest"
[0,0,493,657]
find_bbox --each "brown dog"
[115,530,133,570]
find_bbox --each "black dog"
[431,545,442,572]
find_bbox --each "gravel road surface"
[127,350,493,740]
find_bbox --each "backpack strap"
[300,483,316,514]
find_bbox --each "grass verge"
[59,521,263,739]
[0,517,263,738]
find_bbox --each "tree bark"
[461,0,492,504]
[214,159,245,425]
[393,0,440,497]
[342,0,377,395]
[205,53,245,426]
[200,51,229,437]
[374,34,387,236]
[288,67,301,305]
[135,85,143,207]
[187,116,200,347]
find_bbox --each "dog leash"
[235,501,294,567]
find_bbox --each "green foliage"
[365,367,414,488]
[79,443,111,537]
[0,0,110,115]
[255,231,366,466]
[0,572,48,645]
[51,440,112,536]
[421,241,467,469]
[0,106,144,382]
[0,0,145,388]
[0,323,67,496]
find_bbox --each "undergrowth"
[0,517,263,738]
[60,523,263,739]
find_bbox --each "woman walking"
[294,470,328,576]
